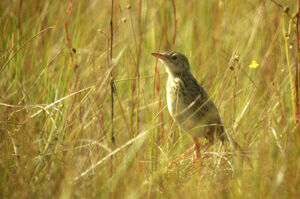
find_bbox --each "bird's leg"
[163,145,194,176]
[192,138,211,166]
[192,128,215,164]
[163,139,210,176]
[192,137,201,163]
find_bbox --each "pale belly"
[166,82,205,138]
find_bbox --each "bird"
[152,51,244,172]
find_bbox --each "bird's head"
[152,51,190,77]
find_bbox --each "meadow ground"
[1,0,300,198]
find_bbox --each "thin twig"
[295,3,300,123]
[171,0,177,46]
[163,2,169,49]
[65,0,73,59]
[135,0,142,136]
[109,3,115,197]
[233,58,241,124]
[110,0,115,144]
[270,0,283,9]
[270,0,296,24]
[18,0,23,30]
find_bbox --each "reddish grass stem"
[18,0,23,30]
[233,57,241,124]
[65,0,73,59]
[171,0,177,46]
[163,2,169,49]
[270,0,295,22]
[296,1,300,124]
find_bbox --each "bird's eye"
[171,55,178,61]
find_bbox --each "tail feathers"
[217,125,243,151]
[228,137,252,167]
[218,126,252,167]
[222,131,245,154]
[232,139,243,151]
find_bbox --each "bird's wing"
[190,81,222,125]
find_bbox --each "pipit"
[152,51,243,173]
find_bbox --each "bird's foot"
[192,149,201,164]
[162,142,209,176]
[192,142,210,165]
[162,146,195,176]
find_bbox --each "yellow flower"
[249,60,259,68]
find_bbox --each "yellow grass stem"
[282,13,295,122]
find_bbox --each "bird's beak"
[152,53,168,60]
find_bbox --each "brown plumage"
[152,51,243,160]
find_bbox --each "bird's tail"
[231,138,245,154]
[218,125,252,166]
[218,125,242,150]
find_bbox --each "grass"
[1,0,300,198]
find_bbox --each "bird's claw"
[192,149,201,164]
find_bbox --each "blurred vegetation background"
[1,0,300,198]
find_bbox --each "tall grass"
[1,0,300,198]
